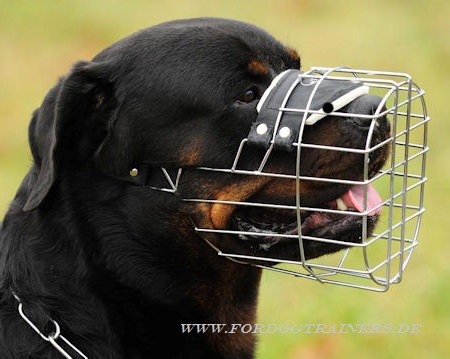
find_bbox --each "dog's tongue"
[341,184,383,216]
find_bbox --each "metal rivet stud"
[129,168,139,177]
[279,126,291,138]
[256,123,268,135]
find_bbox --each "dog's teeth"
[336,198,348,211]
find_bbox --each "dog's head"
[23,18,391,265]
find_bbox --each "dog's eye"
[237,87,260,104]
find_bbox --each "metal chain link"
[12,291,88,359]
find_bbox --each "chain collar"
[12,291,88,359]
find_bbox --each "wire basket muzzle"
[174,67,429,291]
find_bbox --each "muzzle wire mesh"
[155,67,429,291]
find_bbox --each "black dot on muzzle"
[322,102,334,113]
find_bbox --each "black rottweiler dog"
[0,18,390,358]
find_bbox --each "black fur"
[0,18,389,358]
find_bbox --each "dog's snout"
[348,94,382,116]
[346,94,385,129]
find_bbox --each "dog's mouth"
[229,184,382,259]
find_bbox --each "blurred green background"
[0,0,448,358]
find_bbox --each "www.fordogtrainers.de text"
[181,323,422,334]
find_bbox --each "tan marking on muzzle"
[210,177,271,229]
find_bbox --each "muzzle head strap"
[248,69,369,151]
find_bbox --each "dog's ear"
[23,61,119,211]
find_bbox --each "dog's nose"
[345,94,384,128]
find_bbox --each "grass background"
[0,0,448,358]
